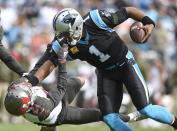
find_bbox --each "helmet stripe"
[53,10,68,31]
[90,9,114,32]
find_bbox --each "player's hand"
[54,34,68,45]
[57,44,68,63]
[0,25,4,41]
[140,24,154,43]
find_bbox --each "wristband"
[142,16,155,27]
[58,58,66,62]
[25,75,39,86]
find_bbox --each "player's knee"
[69,76,85,88]
[77,77,85,87]
[103,113,132,131]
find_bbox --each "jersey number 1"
[89,45,110,62]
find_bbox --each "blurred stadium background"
[0,0,177,130]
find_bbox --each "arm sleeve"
[0,45,26,76]
[47,62,67,107]
[99,7,128,28]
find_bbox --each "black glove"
[24,75,39,86]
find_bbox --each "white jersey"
[23,86,62,125]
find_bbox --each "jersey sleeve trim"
[52,41,61,54]
[90,9,114,32]
[78,30,89,45]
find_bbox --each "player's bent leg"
[123,50,177,128]
[76,76,85,87]
[139,104,173,124]
[139,104,177,129]
[64,77,83,104]
[103,113,132,131]
[62,106,102,124]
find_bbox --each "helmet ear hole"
[76,27,78,30]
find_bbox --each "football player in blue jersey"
[24,8,177,131]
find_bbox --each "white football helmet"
[53,8,83,45]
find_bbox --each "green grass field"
[0,123,174,131]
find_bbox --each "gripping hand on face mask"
[57,44,68,63]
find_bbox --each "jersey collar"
[78,30,89,45]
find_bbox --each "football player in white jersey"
[4,44,132,131]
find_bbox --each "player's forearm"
[57,62,67,90]
[125,7,155,28]
[34,60,55,83]
[47,62,67,106]
[0,45,26,76]
[125,7,146,21]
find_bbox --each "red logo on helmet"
[19,97,30,114]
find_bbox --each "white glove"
[57,44,68,63]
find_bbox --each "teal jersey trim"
[90,9,114,32]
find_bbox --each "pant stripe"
[132,63,149,103]
[126,51,149,103]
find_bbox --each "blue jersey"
[52,8,129,69]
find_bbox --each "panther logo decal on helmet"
[63,14,77,26]
[53,8,83,45]
[19,97,31,114]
